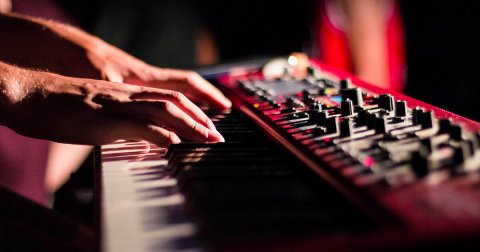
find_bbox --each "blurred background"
[1,0,480,226]
[25,0,472,120]
[8,0,480,120]
[29,0,477,121]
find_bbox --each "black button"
[340,118,354,137]
[341,99,354,117]
[280,107,296,114]
[341,88,364,106]
[395,100,407,118]
[378,94,394,112]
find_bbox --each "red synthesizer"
[98,55,480,252]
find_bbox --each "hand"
[0,62,224,146]
[0,14,231,109]
[0,13,231,110]
[85,43,232,109]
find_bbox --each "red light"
[363,157,375,168]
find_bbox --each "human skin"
[0,61,225,146]
[339,0,390,88]
[0,13,231,109]
[0,13,231,146]
[0,12,231,194]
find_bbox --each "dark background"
[59,0,480,121]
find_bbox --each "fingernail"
[213,128,225,142]
[207,129,225,142]
[223,99,232,109]
[171,135,182,144]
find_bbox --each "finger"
[104,64,125,83]
[113,119,182,147]
[185,72,232,110]
[147,69,232,110]
[139,101,224,143]
[129,89,218,131]
[92,90,223,141]
[81,116,181,147]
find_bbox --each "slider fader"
[232,70,480,188]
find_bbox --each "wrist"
[0,62,18,125]
[0,64,8,117]
[0,62,40,123]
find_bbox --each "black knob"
[411,148,430,178]
[270,102,281,109]
[303,95,316,105]
[438,119,452,134]
[341,99,354,117]
[309,101,322,112]
[309,110,329,125]
[287,112,309,120]
[325,116,340,134]
[286,97,303,107]
[342,88,364,106]
[378,94,394,112]
[452,141,472,166]
[420,138,434,153]
[356,109,367,126]
[280,107,296,114]
[258,94,270,102]
[412,107,423,125]
[340,118,354,137]
[449,125,463,141]
[366,111,377,130]
[420,111,434,129]
[395,100,407,118]
[375,117,387,134]
[340,78,352,89]
[302,89,312,97]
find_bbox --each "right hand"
[0,62,224,146]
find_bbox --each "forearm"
[0,60,224,145]
[0,60,89,127]
[0,60,35,126]
[0,13,231,110]
[0,62,10,124]
[0,60,33,105]
[0,13,101,78]
[339,0,389,88]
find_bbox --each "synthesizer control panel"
[216,57,480,244]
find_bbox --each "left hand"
[86,43,232,109]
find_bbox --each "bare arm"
[0,12,231,109]
[0,61,224,146]
[339,0,390,88]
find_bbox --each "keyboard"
[98,57,480,252]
